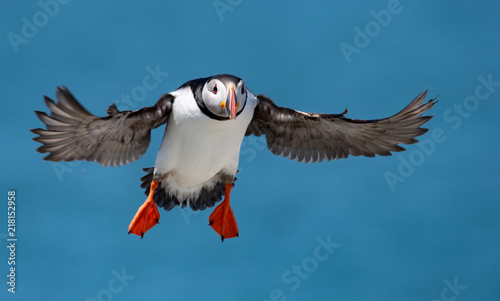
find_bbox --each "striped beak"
[226,85,237,119]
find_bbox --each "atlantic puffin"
[31,74,437,241]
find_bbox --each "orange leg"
[128,181,160,238]
[209,183,239,241]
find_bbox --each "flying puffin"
[31,74,437,241]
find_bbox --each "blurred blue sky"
[1,0,499,300]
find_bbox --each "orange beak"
[227,85,237,119]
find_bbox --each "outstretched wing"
[31,86,173,167]
[245,90,437,163]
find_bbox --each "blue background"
[1,0,499,300]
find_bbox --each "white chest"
[154,87,256,188]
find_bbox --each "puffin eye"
[212,84,218,94]
[241,86,245,94]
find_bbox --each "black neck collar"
[181,77,247,121]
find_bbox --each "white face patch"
[201,78,247,118]
[202,79,229,118]
[234,80,247,114]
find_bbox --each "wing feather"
[31,86,173,167]
[246,90,437,162]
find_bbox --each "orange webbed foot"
[128,181,160,238]
[209,183,239,241]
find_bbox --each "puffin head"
[197,74,247,120]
